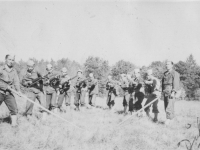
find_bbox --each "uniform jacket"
[88,78,98,95]
[162,69,180,93]
[20,68,43,94]
[0,65,20,94]
[44,70,60,94]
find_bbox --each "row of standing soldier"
[106,61,180,125]
[0,54,180,127]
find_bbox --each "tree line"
[0,54,199,100]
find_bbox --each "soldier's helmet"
[77,69,83,73]
[61,67,68,73]
[27,60,35,67]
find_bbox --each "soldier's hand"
[59,85,62,88]
[6,85,12,91]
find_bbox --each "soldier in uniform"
[87,73,98,107]
[144,69,161,122]
[162,61,180,125]
[120,74,130,114]
[74,70,88,111]
[21,60,47,120]
[43,64,60,113]
[57,67,73,112]
[0,54,22,127]
[106,75,118,111]
[133,69,145,112]
[127,73,137,114]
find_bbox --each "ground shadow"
[0,116,11,124]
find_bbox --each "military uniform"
[74,77,87,107]
[21,69,46,115]
[121,78,131,108]
[0,65,20,115]
[88,78,98,107]
[43,70,60,110]
[162,70,180,119]
[133,77,145,111]
[144,77,160,114]
[106,79,118,108]
[57,74,72,110]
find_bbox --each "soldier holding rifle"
[43,64,60,113]
[57,67,76,112]
[87,73,98,107]
[21,60,48,120]
[144,69,161,122]
[0,54,22,127]
[106,75,119,111]
[120,74,130,115]
[74,70,88,111]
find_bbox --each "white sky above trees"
[0,0,200,67]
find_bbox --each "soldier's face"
[6,55,15,68]
[46,67,52,73]
[62,72,67,76]
[166,62,173,71]
[147,75,152,80]
[27,65,34,72]
[77,72,82,77]
[134,72,140,78]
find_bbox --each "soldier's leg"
[37,92,47,120]
[152,97,159,122]
[106,92,111,107]
[4,94,18,127]
[91,94,97,107]
[110,93,115,107]
[46,94,52,110]
[135,92,145,111]
[65,92,72,107]
[24,92,36,116]
[57,93,65,110]
[144,95,152,117]
[166,97,175,120]
[74,92,81,110]
[80,91,86,106]
[50,91,58,112]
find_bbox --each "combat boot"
[65,106,70,112]
[11,115,17,127]
[41,112,47,121]
[153,113,158,122]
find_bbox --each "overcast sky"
[0,0,200,67]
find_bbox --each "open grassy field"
[0,95,200,150]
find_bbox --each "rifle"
[59,75,77,94]
[26,72,50,87]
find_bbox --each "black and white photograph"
[0,0,200,150]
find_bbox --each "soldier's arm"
[0,68,9,90]
[172,71,180,93]
[13,70,21,92]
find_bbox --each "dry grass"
[0,95,200,150]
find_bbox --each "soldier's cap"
[46,64,53,69]
[146,69,153,75]
[27,60,35,67]
[134,68,140,73]
[61,67,68,73]
[77,69,83,73]
[5,54,15,60]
